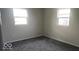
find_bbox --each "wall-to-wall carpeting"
[6,36,79,51]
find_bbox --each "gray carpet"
[9,36,79,51]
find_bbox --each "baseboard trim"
[3,34,43,44]
[12,35,44,44]
[44,35,79,48]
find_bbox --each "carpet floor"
[8,36,79,51]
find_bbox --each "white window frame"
[13,8,28,25]
[57,8,70,26]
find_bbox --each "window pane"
[58,18,69,26]
[14,18,27,25]
[13,9,28,17]
[57,14,70,18]
[57,8,70,15]
[57,8,70,26]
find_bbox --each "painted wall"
[1,8,43,43]
[0,11,3,50]
[44,8,79,47]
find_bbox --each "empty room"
[0,8,79,51]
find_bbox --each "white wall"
[44,8,79,47]
[1,8,43,43]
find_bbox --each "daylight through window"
[57,8,70,26]
[13,8,28,25]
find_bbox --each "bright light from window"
[13,8,28,25]
[58,18,69,26]
[14,18,27,25]
[57,8,70,26]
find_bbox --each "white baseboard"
[44,34,79,48]
[3,34,43,44]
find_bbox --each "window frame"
[57,8,70,26]
[13,8,28,25]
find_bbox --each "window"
[13,8,28,25]
[57,8,70,26]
